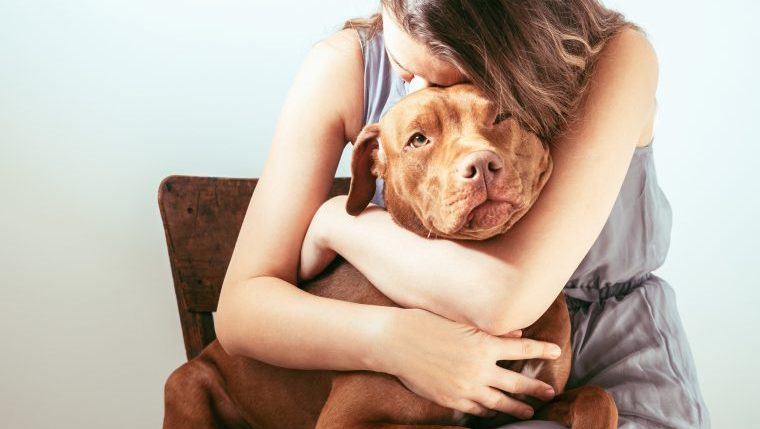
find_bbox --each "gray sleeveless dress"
[355,28,710,428]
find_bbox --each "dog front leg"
[314,372,468,429]
[533,385,618,429]
[163,358,252,429]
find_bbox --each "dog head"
[346,83,552,241]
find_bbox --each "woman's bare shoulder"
[317,27,363,53]
[311,28,365,142]
[598,26,659,148]
[218,28,365,289]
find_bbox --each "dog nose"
[456,150,503,182]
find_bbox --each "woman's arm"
[305,198,517,333]
[318,28,659,336]
[217,28,565,418]
[214,29,394,370]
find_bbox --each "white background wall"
[1,1,756,427]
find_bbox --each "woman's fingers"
[473,362,559,419]
[489,366,556,402]
[474,386,536,420]
[496,337,561,361]
[454,398,492,418]
[500,329,523,338]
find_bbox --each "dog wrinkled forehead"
[376,84,497,151]
[382,84,493,122]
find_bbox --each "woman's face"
[381,7,469,92]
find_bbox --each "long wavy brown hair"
[343,0,642,142]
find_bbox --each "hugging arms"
[214,22,657,418]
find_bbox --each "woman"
[215,1,710,427]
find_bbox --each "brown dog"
[163,84,617,429]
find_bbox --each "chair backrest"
[158,175,351,360]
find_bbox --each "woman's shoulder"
[314,28,364,56]
[604,26,654,53]
[593,26,659,148]
[601,26,658,74]
[307,28,366,143]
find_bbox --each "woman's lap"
[496,275,710,428]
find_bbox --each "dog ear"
[346,124,381,216]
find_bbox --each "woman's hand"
[302,197,559,419]
[373,307,561,420]
[298,197,340,282]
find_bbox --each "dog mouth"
[428,194,519,238]
[460,199,516,232]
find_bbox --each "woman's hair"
[343,0,642,142]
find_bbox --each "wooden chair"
[158,175,351,360]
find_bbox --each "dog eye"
[493,112,512,125]
[408,133,430,148]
